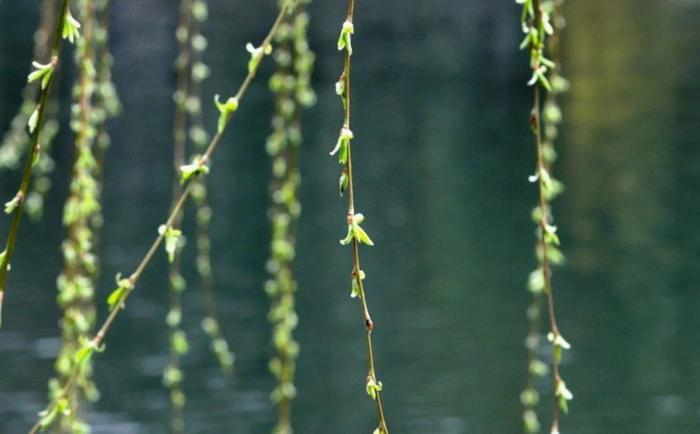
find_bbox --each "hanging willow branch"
[517,0,572,433]
[0,0,79,329]
[264,1,315,432]
[331,2,389,433]
[92,0,122,181]
[186,0,236,375]
[161,0,199,431]
[49,1,100,432]
[520,0,569,432]
[0,0,61,222]
[27,5,290,433]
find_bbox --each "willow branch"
[265,1,315,432]
[186,0,235,375]
[51,0,100,430]
[334,1,389,432]
[27,5,289,433]
[163,1,194,431]
[0,0,71,328]
[0,0,61,222]
[518,1,572,433]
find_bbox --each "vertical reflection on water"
[561,0,700,432]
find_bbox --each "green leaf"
[214,94,239,133]
[107,273,134,310]
[107,287,127,311]
[74,345,94,365]
[38,398,69,429]
[339,172,349,196]
[523,409,540,433]
[246,42,272,73]
[4,194,21,215]
[159,225,183,263]
[27,61,54,90]
[62,9,81,43]
[556,380,573,413]
[171,330,189,355]
[28,106,39,133]
[519,32,532,50]
[551,74,570,93]
[330,127,353,164]
[365,377,383,400]
[337,20,354,55]
[335,77,345,96]
[339,224,353,245]
[542,11,554,35]
[529,358,548,377]
[38,405,59,428]
[527,268,544,293]
[353,223,374,246]
[543,223,560,245]
[547,246,566,266]
[538,71,553,92]
[548,332,571,350]
[179,156,209,184]
[340,213,375,246]
[520,388,539,406]
[351,278,360,298]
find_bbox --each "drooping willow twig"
[49,1,101,432]
[520,0,569,432]
[89,0,120,284]
[27,5,290,433]
[264,1,315,432]
[162,0,197,430]
[517,0,572,433]
[92,0,122,193]
[0,0,61,222]
[0,0,80,328]
[186,0,236,376]
[331,1,389,433]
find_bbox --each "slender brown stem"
[27,5,290,433]
[531,1,564,432]
[340,1,389,432]
[533,83,562,431]
[0,0,70,328]
[0,0,57,169]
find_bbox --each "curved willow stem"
[27,5,290,433]
[0,0,60,222]
[0,0,73,328]
[332,1,389,433]
[518,0,572,433]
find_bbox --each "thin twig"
[336,1,389,432]
[0,0,61,221]
[0,0,71,328]
[519,1,571,432]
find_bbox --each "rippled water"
[1,0,700,433]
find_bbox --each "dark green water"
[1,1,700,433]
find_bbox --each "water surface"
[1,1,699,433]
